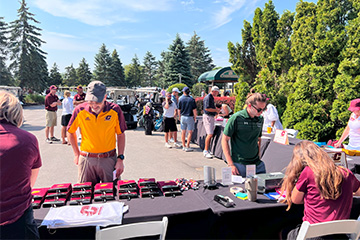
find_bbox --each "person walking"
[178,87,197,152]
[221,91,267,176]
[45,85,61,143]
[202,86,220,158]
[61,90,74,144]
[0,91,42,239]
[67,81,127,185]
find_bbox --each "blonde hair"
[64,90,71,97]
[245,88,268,105]
[280,140,345,210]
[0,91,24,127]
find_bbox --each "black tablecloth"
[192,117,272,161]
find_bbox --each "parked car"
[107,88,138,129]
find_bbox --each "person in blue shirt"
[178,87,197,152]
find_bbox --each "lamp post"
[178,73,182,83]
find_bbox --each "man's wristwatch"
[117,154,125,160]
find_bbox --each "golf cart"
[107,88,139,129]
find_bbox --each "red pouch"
[118,180,138,193]
[118,191,139,200]
[327,140,344,148]
[69,196,92,205]
[47,183,72,197]
[94,182,114,194]
[158,181,182,197]
[94,193,115,202]
[43,197,68,207]
[31,188,49,209]
[73,182,92,192]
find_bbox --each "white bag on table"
[42,202,129,228]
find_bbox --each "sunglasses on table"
[251,104,266,113]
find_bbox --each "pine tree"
[48,63,63,86]
[228,20,259,89]
[0,17,13,86]
[76,58,92,86]
[110,50,125,87]
[291,1,317,66]
[93,44,112,86]
[271,10,294,75]
[256,0,279,69]
[8,0,47,92]
[126,55,142,87]
[330,7,360,138]
[143,51,158,87]
[186,32,215,83]
[312,0,354,66]
[63,64,77,86]
[154,51,168,88]
[164,34,192,87]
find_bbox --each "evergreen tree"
[271,10,294,74]
[0,17,13,86]
[186,32,215,83]
[63,64,77,86]
[251,8,262,49]
[256,0,279,69]
[126,55,142,87]
[312,0,354,66]
[8,0,47,91]
[93,44,112,85]
[76,58,92,86]
[154,51,168,88]
[48,63,63,86]
[330,8,360,138]
[282,64,336,141]
[143,51,158,87]
[291,1,317,66]
[228,20,259,86]
[164,34,192,87]
[110,50,125,86]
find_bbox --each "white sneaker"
[165,143,172,148]
[169,138,174,143]
[184,147,193,152]
[182,146,186,151]
[203,150,212,159]
[46,138,53,144]
[174,142,182,148]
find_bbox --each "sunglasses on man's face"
[251,104,266,113]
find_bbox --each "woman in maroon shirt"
[280,140,360,239]
[0,91,42,239]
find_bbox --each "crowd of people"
[0,81,359,239]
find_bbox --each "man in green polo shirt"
[221,92,268,177]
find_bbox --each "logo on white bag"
[80,206,103,216]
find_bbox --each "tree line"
[0,0,215,92]
[229,0,360,141]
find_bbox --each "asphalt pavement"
[22,105,227,188]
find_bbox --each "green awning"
[198,67,239,83]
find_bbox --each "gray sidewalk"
[22,105,227,188]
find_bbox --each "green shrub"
[167,83,188,94]
[191,83,207,97]
[24,94,45,104]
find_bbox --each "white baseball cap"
[211,86,220,92]
[172,87,180,93]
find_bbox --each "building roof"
[198,67,239,83]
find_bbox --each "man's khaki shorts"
[46,111,57,127]
[203,114,215,135]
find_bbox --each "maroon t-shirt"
[45,93,59,111]
[0,121,42,225]
[296,166,360,224]
[74,93,86,102]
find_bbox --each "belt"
[80,149,116,158]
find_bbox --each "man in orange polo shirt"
[67,81,127,185]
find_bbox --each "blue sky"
[0,0,316,73]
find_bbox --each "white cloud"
[42,31,93,52]
[32,0,173,26]
[210,0,262,29]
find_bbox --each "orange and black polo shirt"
[67,101,127,153]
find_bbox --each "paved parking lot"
[22,105,227,188]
